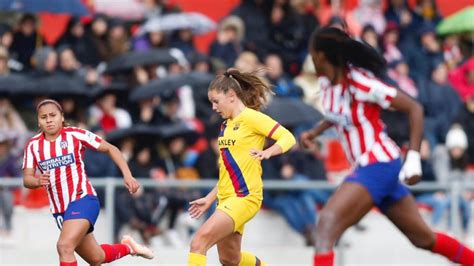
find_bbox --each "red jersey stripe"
[267,123,280,139]
[50,140,64,213]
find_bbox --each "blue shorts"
[53,195,100,233]
[344,158,410,213]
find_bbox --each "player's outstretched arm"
[300,119,334,150]
[188,186,217,219]
[390,90,424,185]
[97,140,140,194]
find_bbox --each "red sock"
[60,262,77,266]
[314,251,334,266]
[432,232,474,266]
[100,243,131,263]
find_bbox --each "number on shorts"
[56,215,64,229]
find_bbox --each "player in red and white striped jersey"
[22,99,154,266]
[301,27,474,266]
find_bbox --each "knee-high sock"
[60,262,77,266]
[238,251,266,266]
[431,232,474,266]
[100,244,131,263]
[313,251,334,266]
[188,252,206,266]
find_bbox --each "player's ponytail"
[208,68,272,111]
[309,27,386,77]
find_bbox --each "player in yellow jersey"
[187,68,296,266]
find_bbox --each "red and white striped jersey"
[22,127,102,214]
[319,66,400,166]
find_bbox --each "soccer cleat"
[121,235,155,259]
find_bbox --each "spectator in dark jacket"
[10,14,42,71]
[231,0,272,58]
[57,17,101,67]
[209,16,243,68]
[418,60,461,147]
[404,23,443,81]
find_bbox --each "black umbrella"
[263,97,323,127]
[104,49,178,74]
[129,72,214,102]
[14,74,90,98]
[0,74,31,96]
[159,122,200,145]
[106,122,199,145]
[89,81,130,99]
[105,124,162,143]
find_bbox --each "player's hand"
[399,150,422,185]
[188,197,212,219]
[124,176,140,194]
[250,148,272,160]
[300,131,317,150]
[37,172,51,187]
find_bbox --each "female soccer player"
[187,69,296,265]
[22,99,154,266]
[301,27,474,266]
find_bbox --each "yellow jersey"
[217,107,296,201]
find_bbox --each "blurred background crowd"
[0,0,473,248]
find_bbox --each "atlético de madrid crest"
[60,140,68,149]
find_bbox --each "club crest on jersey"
[233,123,240,131]
[38,153,75,171]
[60,140,68,149]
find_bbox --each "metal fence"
[1,176,473,265]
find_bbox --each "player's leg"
[75,232,153,265]
[188,210,235,266]
[217,232,242,265]
[385,194,474,265]
[74,233,105,266]
[217,231,267,266]
[314,183,374,266]
[57,219,90,265]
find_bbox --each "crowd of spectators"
[0,0,473,246]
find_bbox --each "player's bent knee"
[317,210,338,234]
[219,251,241,265]
[56,240,76,256]
[190,230,213,253]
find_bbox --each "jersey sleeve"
[71,128,103,151]
[349,69,398,109]
[249,111,296,153]
[22,141,37,170]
